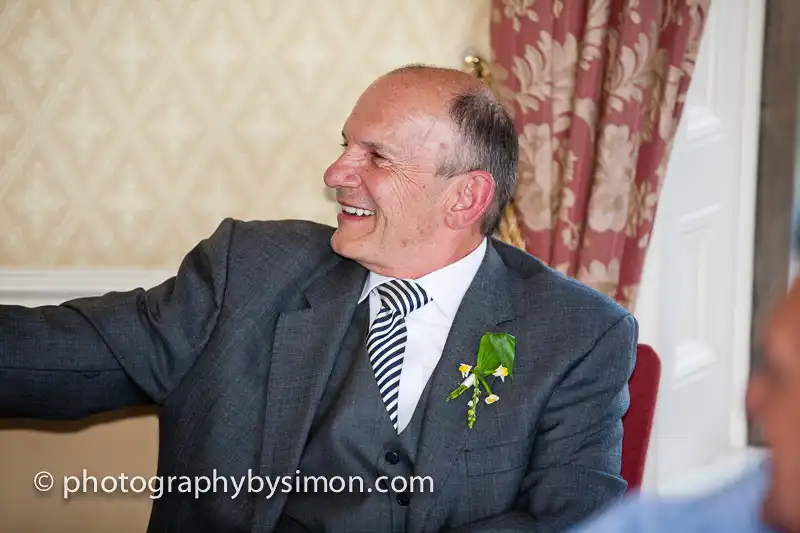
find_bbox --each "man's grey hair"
[439,88,518,235]
[387,64,518,236]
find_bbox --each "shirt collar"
[358,238,487,320]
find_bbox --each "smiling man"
[326,67,502,281]
[0,65,637,533]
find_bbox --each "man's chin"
[330,231,365,259]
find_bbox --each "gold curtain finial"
[496,202,526,250]
[463,54,493,87]
[462,53,526,252]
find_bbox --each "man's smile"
[339,202,376,217]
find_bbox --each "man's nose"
[323,158,361,189]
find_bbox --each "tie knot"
[376,279,431,317]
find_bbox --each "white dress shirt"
[357,238,487,433]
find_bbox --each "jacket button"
[385,451,400,464]
[396,491,410,506]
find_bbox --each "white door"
[635,0,765,493]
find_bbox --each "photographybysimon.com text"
[33,469,434,500]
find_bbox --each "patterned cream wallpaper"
[0,0,491,267]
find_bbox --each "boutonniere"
[446,332,515,428]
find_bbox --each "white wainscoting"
[0,268,176,306]
[634,0,765,494]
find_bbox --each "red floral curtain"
[489,0,710,311]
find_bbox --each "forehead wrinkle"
[402,114,452,154]
[416,115,440,142]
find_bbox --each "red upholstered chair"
[621,344,661,492]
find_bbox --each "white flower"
[461,373,476,389]
[485,394,499,404]
[492,365,509,382]
[459,363,472,378]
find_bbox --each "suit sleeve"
[0,218,236,420]
[444,312,639,533]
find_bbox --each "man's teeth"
[341,205,375,216]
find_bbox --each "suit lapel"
[408,241,516,533]
[251,256,367,532]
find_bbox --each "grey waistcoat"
[277,302,434,533]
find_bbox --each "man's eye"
[340,141,348,148]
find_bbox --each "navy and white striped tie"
[366,279,432,431]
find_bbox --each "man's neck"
[363,236,486,279]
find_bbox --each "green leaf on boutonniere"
[446,332,516,429]
[475,332,515,378]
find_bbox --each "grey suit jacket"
[0,219,638,533]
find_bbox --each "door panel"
[636,0,765,492]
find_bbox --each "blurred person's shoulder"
[567,461,775,533]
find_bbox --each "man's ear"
[445,171,495,229]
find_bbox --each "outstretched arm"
[0,219,236,420]
[445,313,638,533]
